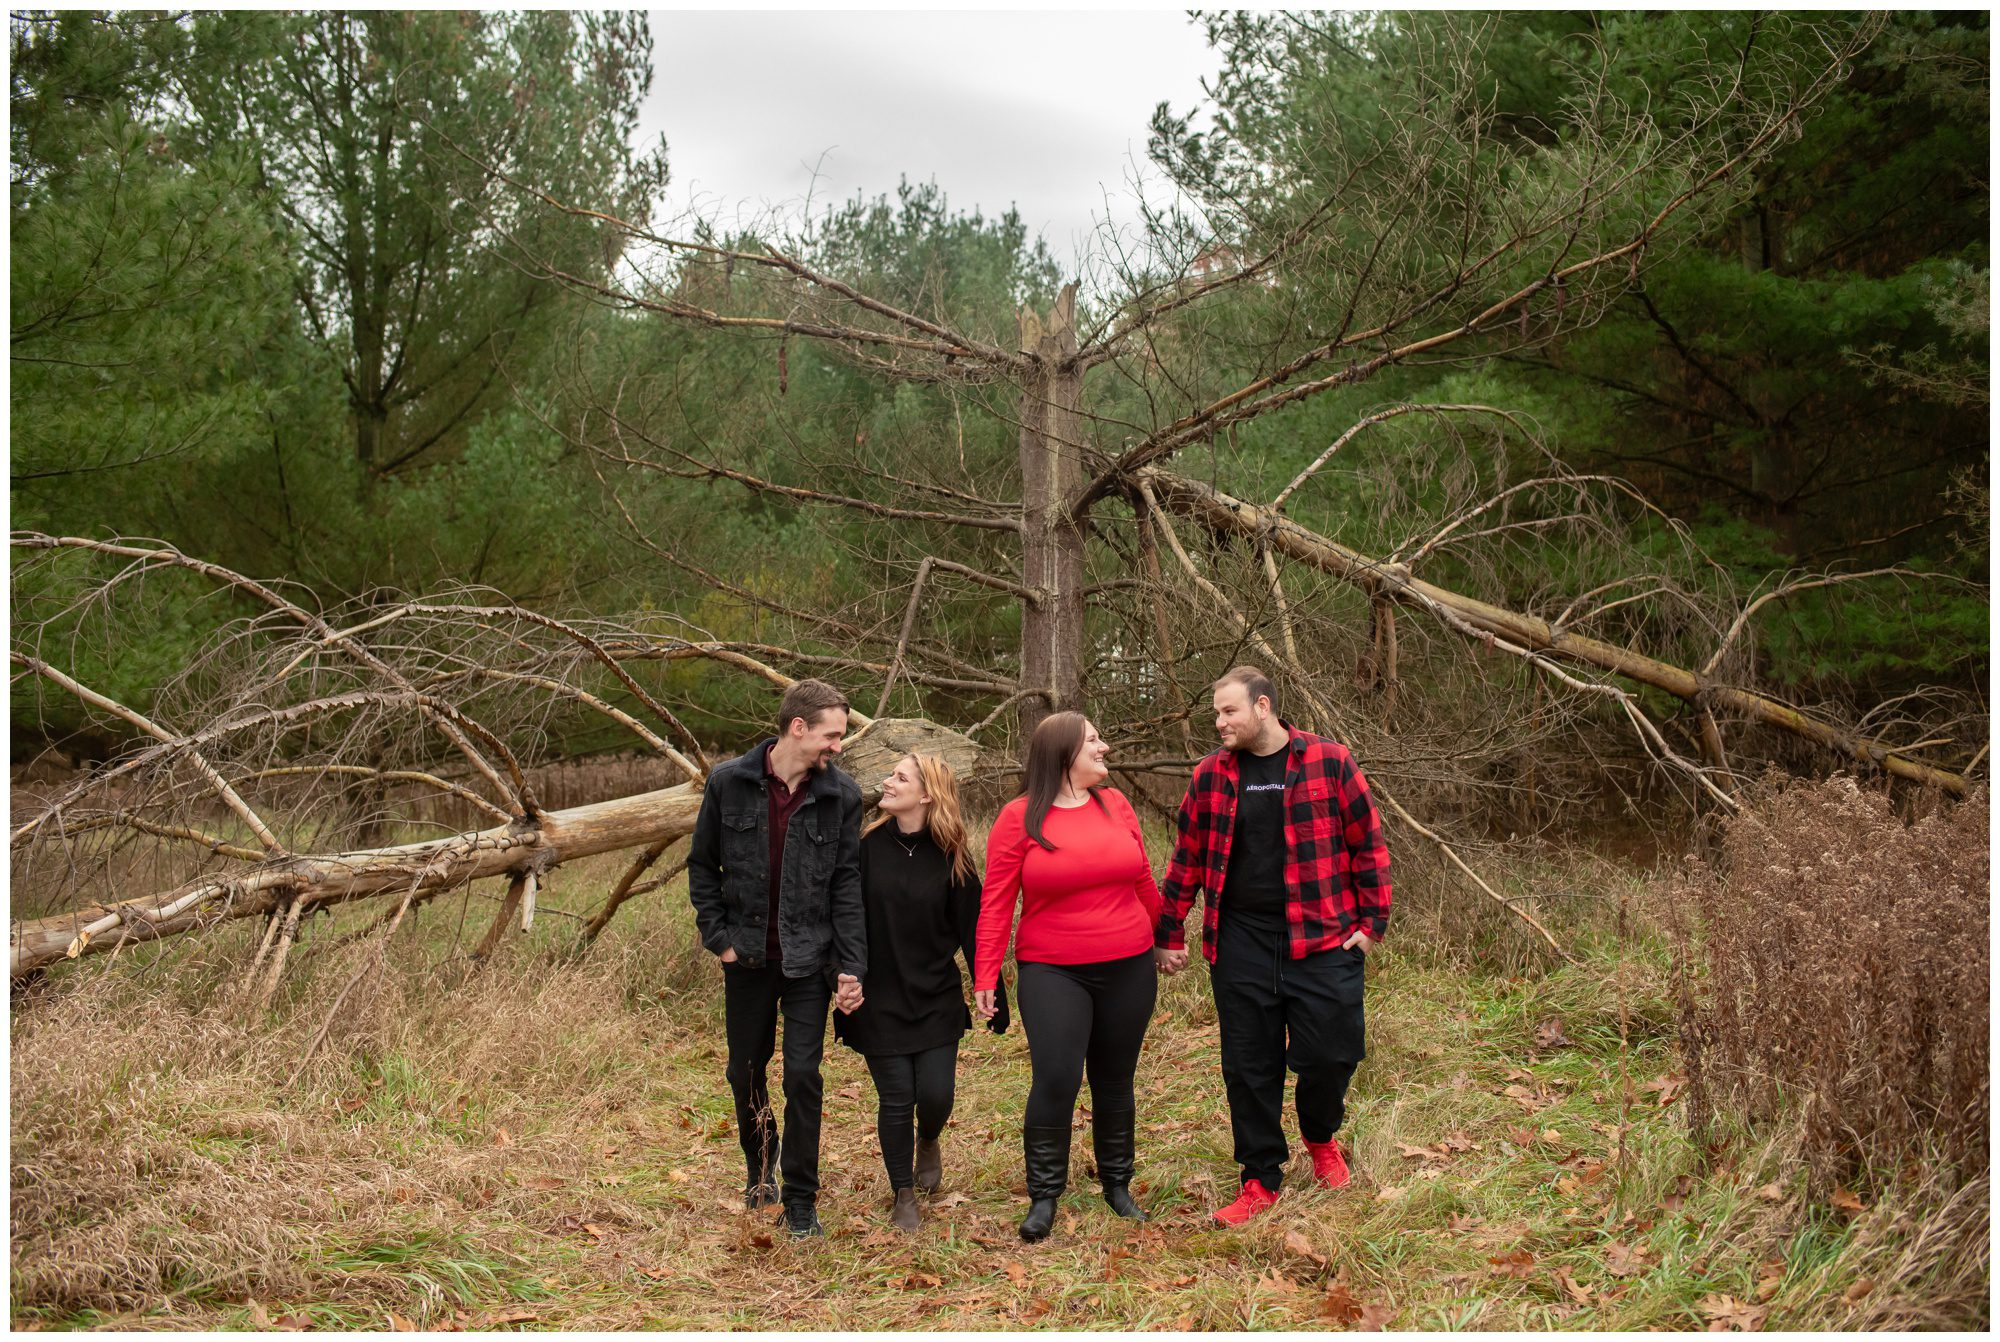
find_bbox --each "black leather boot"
[1018,1124,1070,1243]
[914,1136,942,1194]
[1093,1102,1146,1221]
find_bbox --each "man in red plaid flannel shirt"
[1155,666,1391,1225]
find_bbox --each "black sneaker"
[744,1181,780,1209]
[778,1202,823,1239]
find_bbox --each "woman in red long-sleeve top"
[974,711,1162,1242]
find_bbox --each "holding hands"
[836,973,864,1014]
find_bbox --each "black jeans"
[1016,950,1157,1129]
[863,1043,957,1191]
[1211,913,1364,1191]
[721,961,832,1205]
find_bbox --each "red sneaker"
[1304,1137,1351,1189]
[1212,1178,1281,1226]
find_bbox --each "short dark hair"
[777,679,850,736]
[1214,664,1277,714]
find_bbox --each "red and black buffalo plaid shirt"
[1155,724,1392,963]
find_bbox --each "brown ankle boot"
[891,1187,921,1231]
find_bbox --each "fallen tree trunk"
[11,718,979,978]
[1142,468,1969,798]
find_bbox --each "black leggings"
[1015,950,1157,1129]
[863,1043,958,1191]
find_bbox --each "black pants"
[864,1043,957,1191]
[721,961,832,1206]
[1016,950,1157,1129]
[1211,914,1364,1191]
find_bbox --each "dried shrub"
[1669,776,1989,1194]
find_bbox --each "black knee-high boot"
[1093,1102,1146,1220]
[1018,1125,1070,1242]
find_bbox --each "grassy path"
[20,920,1930,1333]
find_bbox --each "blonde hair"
[864,752,974,883]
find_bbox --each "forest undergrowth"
[11,810,1987,1332]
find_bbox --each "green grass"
[9,848,1985,1331]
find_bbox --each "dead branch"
[876,557,934,719]
[1700,567,1968,678]
[1271,403,1533,512]
[1142,467,1970,797]
[13,534,519,810]
[582,839,688,945]
[11,653,286,856]
[1071,27,1873,516]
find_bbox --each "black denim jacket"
[686,739,866,979]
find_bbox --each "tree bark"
[1017,283,1086,733]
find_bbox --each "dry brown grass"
[1669,776,1989,1196]
[11,838,1987,1331]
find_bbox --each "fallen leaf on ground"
[1754,1182,1785,1202]
[246,1300,271,1328]
[1257,1267,1302,1295]
[1320,1284,1362,1324]
[1356,1301,1395,1330]
[388,1313,417,1332]
[481,1309,538,1327]
[1829,1187,1866,1216]
[1642,1073,1687,1106]
[1533,1017,1571,1049]
[1556,1270,1592,1304]
[521,1176,565,1191]
[1284,1230,1327,1265]
[1374,1185,1406,1203]
[1003,1261,1027,1283]
[933,1191,971,1208]
[1398,1142,1441,1162]
[1487,1249,1536,1280]
[491,1127,513,1148]
[1698,1293,1769,1331]
[902,1271,942,1290]
[1842,1278,1873,1304]
[1602,1241,1653,1277]
[1440,1131,1477,1152]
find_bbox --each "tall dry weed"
[1668,776,1989,1195]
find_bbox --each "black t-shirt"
[1219,743,1289,926]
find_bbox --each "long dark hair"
[1019,711,1104,851]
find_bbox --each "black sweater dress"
[836,823,1007,1054]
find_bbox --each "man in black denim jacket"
[688,679,866,1238]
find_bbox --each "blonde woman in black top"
[837,752,1007,1231]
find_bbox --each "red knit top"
[975,789,1163,991]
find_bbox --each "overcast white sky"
[636,10,1221,274]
